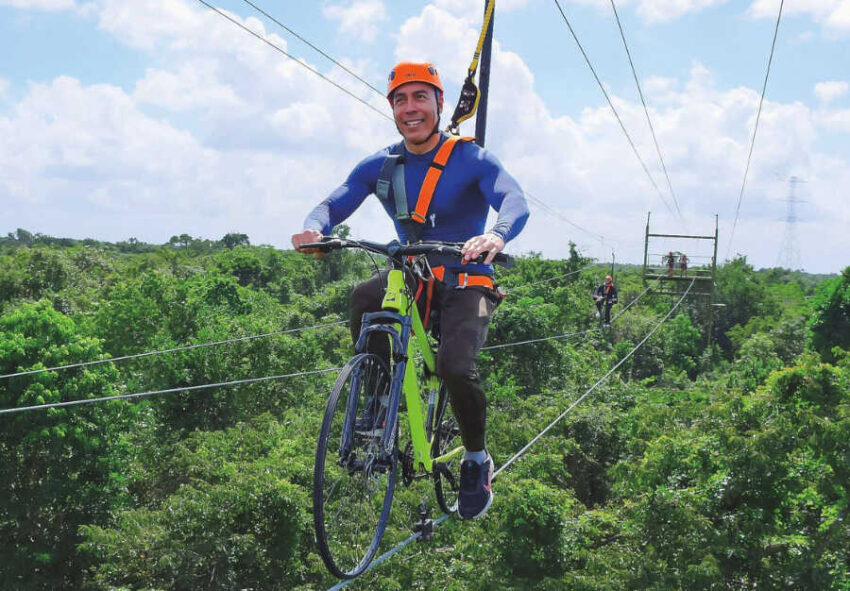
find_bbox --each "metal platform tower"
[642,212,719,344]
[776,176,803,270]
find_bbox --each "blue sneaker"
[458,454,494,519]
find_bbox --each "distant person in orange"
[679,253,688,276]
[593,275,618,327]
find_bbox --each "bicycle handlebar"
[300,238,514,268]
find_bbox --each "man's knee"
[437,354,479,385]
[349,276,384,344]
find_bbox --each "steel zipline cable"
[327,278,695,590]
[198,0,619,269]
[239,0,385,98]
[0,320,347,381]
[483,280,657,351]
[195,0,392,122]
[727,0,785,259]
[609,0,682,220]
[495,278,694,476]
[506,261,598,290]
[551,0,675,219]
[0,367,341,416]
[524,191,607,244]
[207,0,615,251]
[0,277,655,415]
[0,253,596,382]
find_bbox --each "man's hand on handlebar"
[291,229,326,258]
[461,232,505,265]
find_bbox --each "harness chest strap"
[411,135,474,224]
[376,136,475,230]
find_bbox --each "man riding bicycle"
[292,62,529,520]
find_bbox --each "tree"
[0,301,133,589]
[713,256,766,356]
[221,232,250,249]
[808,267,850,363]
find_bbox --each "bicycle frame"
[364,267,464,475]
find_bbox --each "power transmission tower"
[776,176,804,270]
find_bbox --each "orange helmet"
[387,62,443,102]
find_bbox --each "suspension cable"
[240,0,384,98]
[727,0,785,259]
[524,191,606,244]
[326,278,694,589]
[0,367,341,416]
[195,0,392,122]
[506,261,598,290]
[609,0,681,219]
[551,0,674,218]
[495,277,694,476]
[0,278,654,414]
[484,280,657,351]
[0,320,347,381]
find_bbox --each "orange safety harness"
[375,135,499,325]
[376,135,475,243]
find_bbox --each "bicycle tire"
[431,381,462,515]
[313,353,396,578]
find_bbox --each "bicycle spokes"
[314,354,396,579]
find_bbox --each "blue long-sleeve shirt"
[304,132,530,274]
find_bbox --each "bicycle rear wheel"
[432,381,463,515]
[314,353,396,578]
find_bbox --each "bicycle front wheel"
[432,381,463,515]
[313,353,396,579]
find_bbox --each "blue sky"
[1,0,849,273]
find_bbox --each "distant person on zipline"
[291,62,529,520]
[665,251,676,278]
[679,253,688,276]
[593,275,618,327]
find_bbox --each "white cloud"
[814,108,850,131]
[814,80,849,103]
[389,4,848,271]
[750,0,850,33]
[2,0,847,272]
[133,64,244,112]
[561,0,729,23]
[0,0,75,10]
[633,0,730,23]
[323,0,387,43]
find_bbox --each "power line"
[0,320,347,381]
[326,278,694,589]
[551,0,675,218]
[524,191,606,243]
[195,0,392,122]
[0,367,340,416]
[609,0,681,219]
[726,0,785,259]
[240,0,385,98]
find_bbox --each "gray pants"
[350,271,500,451]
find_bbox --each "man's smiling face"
[391,81,442,150]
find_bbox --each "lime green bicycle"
[306,238,510,579]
